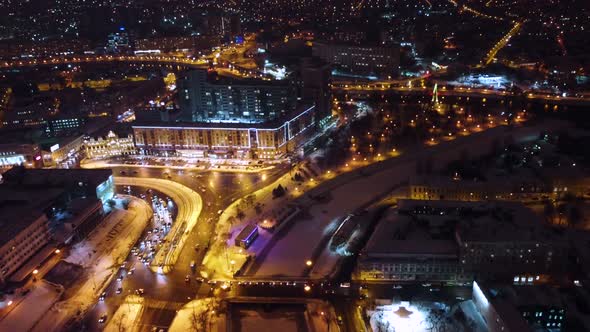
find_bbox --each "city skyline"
[0,1,589,332]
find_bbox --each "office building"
[0,167,114,284]
[0,143,43,169]
[312,41,400,77]
[0,188,53,284]
[44,117,86,137]
[473,281,566,332]
[178,69,296,123]
[356,200,567,283]
[49,135,85,164]
[133,104,318,159]
[300,58,333,119]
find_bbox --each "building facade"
[178,69,296,123]
[0,143,43,169]
[133,105,317,159]
[84,131,135,159]
[356,200,568,284]
[312,41,400,77]
[0,213,51,284]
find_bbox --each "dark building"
[178,70,297,123]
[300,58,333,119]
[0,167,114,284]
[312,41,400,78]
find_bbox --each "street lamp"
[304,285,311,292]
[306,260,313,267]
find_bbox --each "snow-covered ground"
[168,298,223,332]
[254,123,563,279]
[237,310,299,332]
[31,197,152,332]
[0,281,63,332]
[104,295,144,332]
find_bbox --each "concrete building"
[0,189,54,284]
[0,143,43,169]
[49,135,85,164]
[0,167,113,284]
[409,175,548,201]
[2,166,115,204]
[312,41,400,77]
[178,69,296,123]
[300,58,333,119]
[133,105,318,159]
[84,131,135,160]
[356,200,567,284]
[473,281,567,332]
[356,203,466,283]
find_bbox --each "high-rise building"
[178,70,296,123]
[300,58,333,119]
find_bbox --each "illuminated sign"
[50,144,60,152]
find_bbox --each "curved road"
[114,177,203,273]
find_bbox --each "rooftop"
[363,207,458,258]
[2,166,113,189]
[397,199,562,243]
[0,186,62,245]
[133,104,315,130]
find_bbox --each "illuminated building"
[312,41,400,77]
[133,105,318,159]
[45,117,86,137]
[106,30,133,54]
[178,69,296,123]
[84,131,135,160]
[50,135,85,164]
[0,143,43,169]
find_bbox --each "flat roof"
[398,199,563,243]
[133,104,315,130]
[0,186,61,246]
[236,224,258,242]
[2,166,113,189]
[363,208,458,258]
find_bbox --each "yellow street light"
[306,260,313,267]
[304,285,311,292]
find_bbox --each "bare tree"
[189,306,209,332]
[116,313,127,332]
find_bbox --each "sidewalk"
[81,156,279,174]
[31,197,152,332]
[0,281,63,332]
[104,295,145,332]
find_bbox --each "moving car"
[98,315,107,323]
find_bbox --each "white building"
[84,131,135,159]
